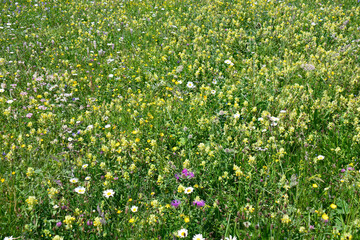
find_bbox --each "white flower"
[0,89,4,93]
[258,117,264,121]
[74,186,86,194]
[233,113,240,119]
[211,90,216,95]
[103,189,115,198]
[4,236,13,240]
[6,100,14,104]
[186,81,195,88]
[178,228,188,238]
[225,235,237,240]
[108,74,114,78]
[193,234,205,240]
[53,205,59,209]
[68,137,73,141]
[224,59,234,66]
[317,155,325,160]
[269,116,279,122]
[85,176,91,181]
[82,164,88,169]
[69,178,78,183]
[280,110,287,113]
[131,206,138,212]
[184,187,193,194]
[105,124,111,128]
[212,79,218,84]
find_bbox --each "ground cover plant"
[1,0,360,239]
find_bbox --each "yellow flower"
[184,217,190,223]
[129,218,135,223]
[281,214,291,224]
[312,184,318,188]
[330,204,337,209]
[177,185,185,193]
[93,217,102,227]
[322,213,329,221]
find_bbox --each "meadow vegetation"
[1,0,360,239]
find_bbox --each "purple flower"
[193,200,205,207]
[347,167,354,171]
[181,168,195,178]
[26,113,33,118]
[87,220,93,226]
[56,221,62,227]
[341,169,346,173]
[171,199,181,208]
[175,174,180,180]
[309,225,315,230]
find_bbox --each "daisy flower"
[69,178,78,183]
[178,228,188,238]
[317,155,325,160]
[184,187,194,194]
[74,186,86,194]
[103,189,115,198]
[225,236,237,240]
[4,237,13,240]
[193,234,205,240]
[131,206,138,212]
[224,59,234,66]
[186,81,195,88]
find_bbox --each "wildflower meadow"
[1,0,360,239]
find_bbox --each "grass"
[1,0,360,239]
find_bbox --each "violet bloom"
[175,174,180,180]
[341,169,346,173]
[56,221,62,227]
[193,200,205,207]
[26,113,33,118]
[171,199,181,208]
[87,220,93,226]
[187,172,194,179]
[181,168,195,178]
[309,225,315,230]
